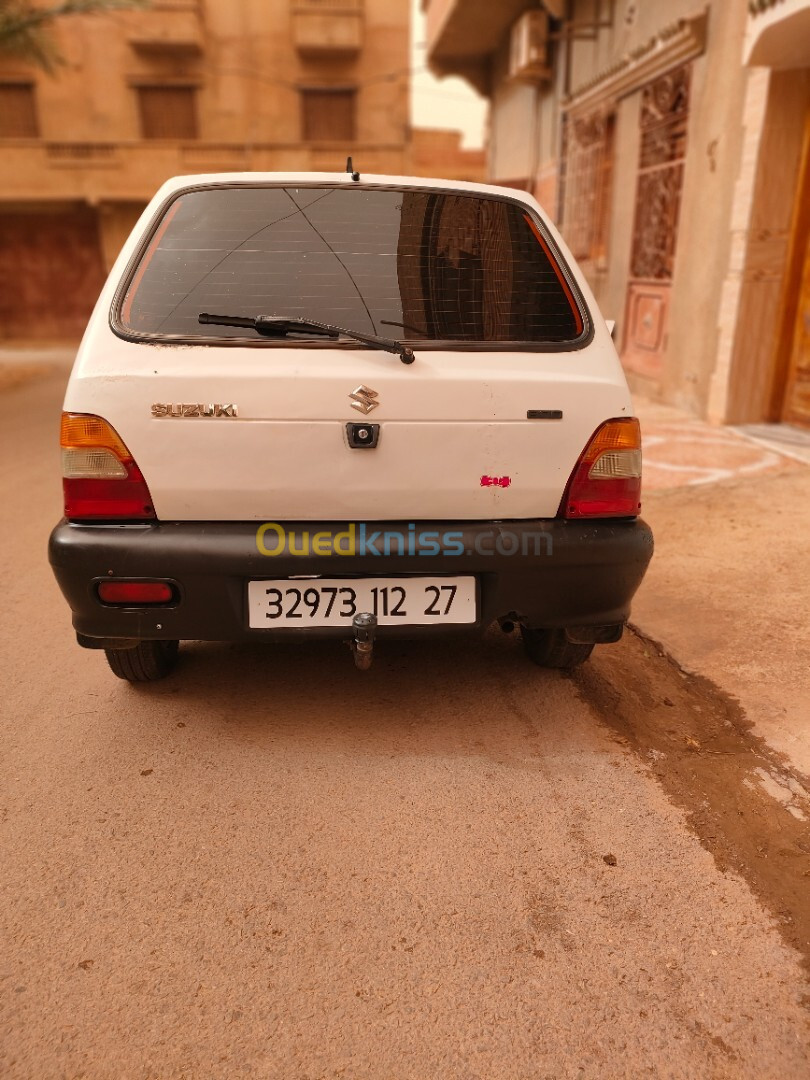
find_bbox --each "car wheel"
[104,640,179,682]
[521,627,594,669]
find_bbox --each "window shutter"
[0,84,39,138]
[301,89,356,142]
[137,87,198,140]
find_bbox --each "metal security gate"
[622,65,691,380]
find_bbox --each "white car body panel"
[64,172,634,522]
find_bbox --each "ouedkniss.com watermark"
[256,523,552,558]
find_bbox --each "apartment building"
[0,0,483,340]
[425,0,810,428]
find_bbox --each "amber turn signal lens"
[60,413,133,461]
[579,417,641,460]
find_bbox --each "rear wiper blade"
[199,312,415,365]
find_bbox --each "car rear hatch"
[65,179,633,522]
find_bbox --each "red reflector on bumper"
[98,581,173,605]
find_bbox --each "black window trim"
[109,180,594,353]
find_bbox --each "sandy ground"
[1,370,809,1079]
[632,471,810,777]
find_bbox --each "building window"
[300,88,356,142]
[136,86,198,140]
[559,109,615,263]
[0,83,39,138]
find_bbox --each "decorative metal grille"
[559,109,615,262]
[629,65,691,281]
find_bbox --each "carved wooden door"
[782,235,810,427]
[622,66,691,379]
[779,111,810,428]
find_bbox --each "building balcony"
[127,0,204,57]
[423,0,536,93]
[0,140,408,204]
[291,0,364,58]
[744,0,810,67]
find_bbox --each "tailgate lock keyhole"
[346,422,380,449]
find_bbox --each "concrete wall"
[407,129,486,182]
[489,41,537,186]
[661,0,750,416]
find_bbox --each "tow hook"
[351,612,377,670]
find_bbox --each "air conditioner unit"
[508,10,551,83]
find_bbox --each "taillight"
[561,418,642,519]
[61,413,156,522]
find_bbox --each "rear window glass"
[117,185,586,345]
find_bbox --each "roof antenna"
[346,156,360,182]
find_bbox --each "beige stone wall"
[0,0,412,206]
[661,0,750,416]
[407,129,486,182]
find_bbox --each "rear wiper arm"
[199,313,415,365]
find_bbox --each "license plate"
[247,576,476,628]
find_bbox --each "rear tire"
[521,627,594,669]
[104,640,179,682]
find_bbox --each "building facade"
[425,0,810,428]
[0,0,483,340]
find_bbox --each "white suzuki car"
[49,171,653,681]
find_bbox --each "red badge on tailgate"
[480,475,512,489]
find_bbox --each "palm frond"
[0,0,149,73]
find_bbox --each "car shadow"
[120,627,569,762]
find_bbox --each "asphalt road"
[1,370,808,1079]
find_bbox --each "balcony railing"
[45,143,120,167]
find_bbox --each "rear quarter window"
[115,185,589,347]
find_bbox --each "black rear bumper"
[48,518,653,645]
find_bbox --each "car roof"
[153,172,539,207]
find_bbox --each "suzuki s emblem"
[349,385,379,415]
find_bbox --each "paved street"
[2,367,809,1079]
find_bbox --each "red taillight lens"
[561,418,642,519]
[97,581,174,605]
[61,413,156,522]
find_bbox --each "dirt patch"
[0,363,61,394]
[577,628,810,975]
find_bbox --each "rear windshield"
[116,185,587,345]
